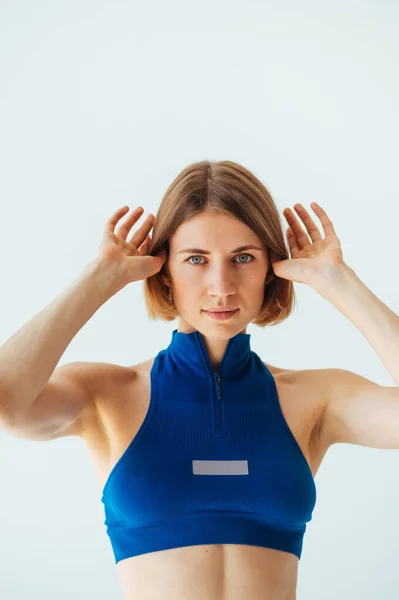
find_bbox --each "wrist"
[312,261,357,297]
[84,256,126,297]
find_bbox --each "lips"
[204,308,238,313]
[203,308,239,321]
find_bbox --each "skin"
[161,210,271,369]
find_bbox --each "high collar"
[166,328,252,378]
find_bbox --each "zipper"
[195,331,228,437]
[213,371,224,436]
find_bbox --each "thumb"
[269,250,284,271]
[155,247,168,262]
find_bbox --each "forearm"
[314,263,399,386]
[0,257,124,418]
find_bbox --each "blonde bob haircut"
[143,159,296,328]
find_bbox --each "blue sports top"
[101,328,317,564]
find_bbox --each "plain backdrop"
[0,1,398,598]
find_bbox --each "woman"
[1,160,398,600]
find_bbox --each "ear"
[162,275,171,288]
[158,247,170,287]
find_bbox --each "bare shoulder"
[62,360,138,436]
[265,362,331,435]
[265,361,330,397]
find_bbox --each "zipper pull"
[214,372,222,399]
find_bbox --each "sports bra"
[101,328,317,564]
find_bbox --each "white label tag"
[192,460,249,475]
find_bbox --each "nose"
[206,266,237,298]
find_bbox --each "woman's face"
[163,211,270,337]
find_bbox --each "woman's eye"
[186,253,255,265]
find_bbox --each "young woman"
[1,160,398,600]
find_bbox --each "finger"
[104,206,142,235]
[310,201,337,237]
[137,235,151,256]
[292,203,323,243]
[286,226,300,256]
[283,208,310,250]
[116,208,150,242]
[127,213,155,248]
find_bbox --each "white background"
[0,1,398,598]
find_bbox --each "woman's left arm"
[315,261,399,387]
[269,202,399,448]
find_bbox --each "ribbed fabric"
[101,328,317,563]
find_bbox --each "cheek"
[174,264,199,283]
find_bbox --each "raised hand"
[98,205,167,287]
[269,202,344,287]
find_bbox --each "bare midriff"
[117,543,299,600]
[117,544,298,600]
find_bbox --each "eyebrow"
[177,244,264,255]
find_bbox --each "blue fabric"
[101,328,316,563]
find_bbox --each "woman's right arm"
[0,204,166,439]
[0,257,124,433]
